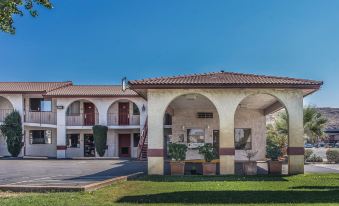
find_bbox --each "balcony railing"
[107,113,140,126]
[25,112,57,125]
[66,113,99,126]
[0,109,13,122]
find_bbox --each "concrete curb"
[0,172,144,193]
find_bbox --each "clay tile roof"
[0,81,72,93]
[45,85,138,97]
[129,71,323,89]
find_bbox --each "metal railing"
[66,113,99,126]
[107,113,140,126]
[0,109,13,122]
[25,111,57,125]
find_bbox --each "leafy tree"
[0,110,23,157]
[267,106,327,146]
[92,125,108,157]
[0,0,53,34]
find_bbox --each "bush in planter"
[0,111,23,157]
[266,140,283,174]
[198,143,217,175]
[92,125,108,157]
[326,149,339,163]
[168,143,187,161]
[168,143,187,175]
[266,141,282,161]
[304,149,313,162]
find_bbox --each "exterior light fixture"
[142,104,146,112]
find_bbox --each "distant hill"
[316,108,339,130]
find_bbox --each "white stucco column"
[218,114,235,175]
[286,94,304,174]
[147,91,165,175]
[56,105,66,158]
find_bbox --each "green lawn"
[1,174,339,206]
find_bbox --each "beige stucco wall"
[24,126,57,157]
[147,88,304,175]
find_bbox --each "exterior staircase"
[137,117,148,160]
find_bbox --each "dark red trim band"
[287,147,304,155]
[147,149,164,157]
[57,145,67,150]
[219,147,235,155]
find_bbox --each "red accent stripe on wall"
[56,145,67,150]
[147,149,163,157]
[219,147,235,155]
[287,147,304,155]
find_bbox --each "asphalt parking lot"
[0,159,146,187]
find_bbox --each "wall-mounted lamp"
[182,125,185,131]
[142,104,146,112]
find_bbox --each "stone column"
[287,95,304,174]
[219,114,235,175]
[56,105,66,158]
[147,92,165,175]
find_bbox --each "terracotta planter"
[170,162,185,175]
[243,161,257,175]
[268,160,282,174]
[202,162,216,175]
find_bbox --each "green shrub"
[307,154,323,162]
[0,111,23,157]
[198,143,217,162]
[168,143,187,161]
[304,149,313,161]
[326,149,339,163]
[266,140,282,161]
[92,125,108,157]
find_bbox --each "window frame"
[29,130,52,144]
[66,134,80,148]
[29,98,52,112]
[234,128,252,150]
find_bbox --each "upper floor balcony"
[107,101,141,127]
[66,100,99,126]
[0,96,14,123]
[25,111,57,125]
[0,109,13,123]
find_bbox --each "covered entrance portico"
[129,72,323,175]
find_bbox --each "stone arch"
[106,98,142,126]
[163,93,220,161]
[65,99,99,126]
[0,96,14,122]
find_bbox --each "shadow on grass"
[290,186,339,190]
[117,190,339,204]
[133,175,289,182]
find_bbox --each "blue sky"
[0,0,338,107]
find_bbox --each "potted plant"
[266,141,283,174]
[243,150,258,175]
[168,143,188,175]
[198,143,217,175]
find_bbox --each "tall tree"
[0,111,23,157]
[267,106,327,145]
[0,0,53,34]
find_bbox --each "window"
[67,101,80,115]
[133,103,140,115]
[67,134,80,148]
[133,133,140,147]
[197,112,213,118]
[29,130,52,144]
[29,98,52,112]
[187,129,205,143]
[235,128,252,150]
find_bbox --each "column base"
[148,156,164,175]
[288,155,304,174]
[57,146,66,159]
[219,155,235,175]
